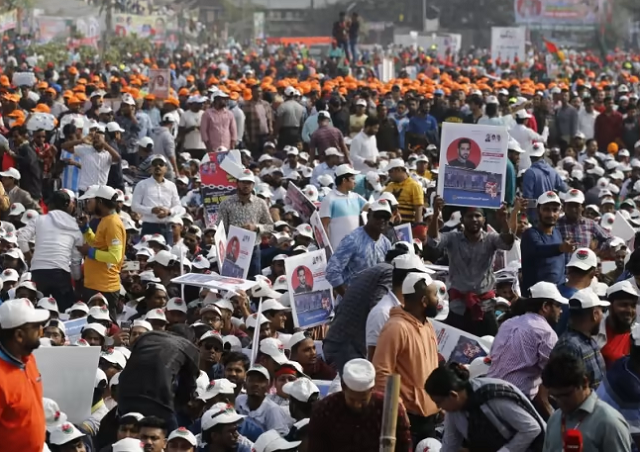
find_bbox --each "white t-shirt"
[365,291,401,347]
[318,189,367,251]
[75,145,113,191]
[349,131,379,173]
[179,110,206,150]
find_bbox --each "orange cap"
[67,96,81,104]
[164,97,180,107]
[145,94,156,101]
[178,88,189,96]
[33,104,51,113]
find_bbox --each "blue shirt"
[520,226,565,294]
[60,150,80,193]
[505,159,516,206]
[407,114,438,144]
[555,283,579,335]
[353,174,374,200]
[326,226,391,288]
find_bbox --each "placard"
[34,346,101,423]
[612,211,636,243]
[148,68,171,100]
[214,221,227,269]
[490,27,526,64]
[284,249,334,329]
[63,317,87,344]
[220,226,256,279]
[310,211,332,260]
[394,223,413,243]
[437,123,509,209]
[171,272,257,292]
[12,72,36,87]
[285,183,317,222]
[432,320,492,365]
[200,151,237,227]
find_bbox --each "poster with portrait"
[285,249,334,329]
[437,123,508,209]
[171,272,257,292]
[310,211,332,260]
[200,151,237,227]
[285,183,317,222]
[432,320,492,365]
[220,226,256,280]
[394,223,413,243]
[148,68,171,99]
[214,221,227,269]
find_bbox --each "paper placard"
[220,226,256,279]
[171,272,257,293]
[12,72,36,87]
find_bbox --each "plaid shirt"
[242,99,273,144]
[556,216,611,264]
[552,328,606,389]
[309,125,345,158]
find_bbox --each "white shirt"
[578,108,599,140]
[349,131,379,172]
[235,394,293,436]
[508,123,548,171]
[231,105,246,143]
[75,145,113,191]
[131,177,186,224]
[179,110,206,150]
[311,162,336,187]
[29,211,84,278]
[365,291,401,347]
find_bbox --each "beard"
[425,304,439,319]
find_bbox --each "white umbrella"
[26,112,56,132]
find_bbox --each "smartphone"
[120,320,132,331]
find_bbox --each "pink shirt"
[200,107,237,150]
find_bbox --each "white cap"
[44,398,68,431]
[199,330,224,345]
[246,312,271,329]
[167,297,187,313]
[201,402,245,431]
[262,298,290,312]
[0,298,50,328]
[1,268,18,283]
[112,437,145,452]
[324,146,343,157]
[564,188,585,204]
[148,250,177,267]
[273,274,288,292]
[69,301,89,314]
[335,164,360,177]
[86,185,118,201]
[607,280,640,299]
[106,121,125,133]
[95,368,107,387]
[167,428,198,447]
[392,254,431,273]
[537,191,561,205]
[317,174,334,187]
[528,281,569,304]
[343,358,375,392]
[49,422,85,446]
[401,272,433,295]
[238,168,256,183]
[386,158,407,171]
[82,322,107,338]
[365,171,383,191]
[415,438,442,452]
[284,86,297,96]
[486,95,499,104]
[199,378,237,401]
[88,305,111,322]
[132,319,152,332]
[287,331,308,350]
[369,199,392,214]
[253,429,301,452]
[282,377,319,403]
[259,337,288,364]
[144,308,168,323]
[247,364,271,381]
[192,255,210,269]
[37,297,59,313]
[121,93,136,105]
[295,223,314,239]
[100,348,127,369]
[569,288,610,309]
[8,202,25,216]
[567,248,597,271]
[223,335,242,352]
[137,136,154,148]
[0,167,21,180]
[286,146,299,156]
[530,142,546,157]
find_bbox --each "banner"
[34,346,101,423]
[148,68,171,100]
[200,151,237,227]
[220,226,256,279]
[285,183,317,223]
[514,0,606,26]
[490,27,527,63]
[214,221,227,269]
[285,249,334,329]
[432,320,492,365]
[171,272,257,292]
[35,16,100,46]
[310,211,332,260]
[0,9,17,33]
[113,13,178,42]
[437,123,508,209]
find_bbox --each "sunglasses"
[152,161,166,167]
[203,342,222,352]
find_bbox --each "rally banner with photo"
[285,183,317,222]
[113,13,178,42]
[437,122,509,209]
[171,272,257,292]
[310,211,332,260]
[148,68,171,99]
[285,249,334,329]
[394,223,413,243]
[220,226,256,279]
[200,151,237,227]
[432,320,492,365]
[214,221,227,268]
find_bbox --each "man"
[115,93,142,165]
[522,142,567,222]
[595,281,639,368]
[235,365,292,435]
[556,189,611,264]
[447,138,476,169]
[375,104,399,152]
[309,110,348,162]
[427,196,519,336]
[319,164,367,251]
[151,114,179,179]
[555,89,579,147]
[200,402,252,452]
[488,281,568,419]
[406,99,438,148]
[0,298,49,451]
[310,147,341,187]
[505,138,524,207]
[201,91,237,151]
[275,86,305,149]
[542,352,632,452]
[521,191,574,294]
[132,154,185,245]
[217,170,273,279]
[138,416,168,452]
[9,125,42,203]
[0,167,38,219]
[77,186,126,310]
[349,117,379,173]
[223,351,250,398]
[167,427,198,452]
[373,272,440,444]
[551,288,607,389]
[243,84,273,156]
[578,96,599,140]
[383,158,424,223]
[307,358,412,452]
[594,96,623,153]
[326,200,392,297]
[556,248,599,335]
[178,96,207,159]
[294,267,312,293]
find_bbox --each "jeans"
[32,268,76,312]
[140,222,173,246]
[323,339,363,374]
[349,38,358,61]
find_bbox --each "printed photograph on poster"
[432,320,492,365]
[200,151,237,227]
[437,123,508,209]
[285,250,334,329]
[394,223,413,243]
[220,226,256,279]
[285,183,317,222]
[171,272,257,292]
[214,221,227,268]
[310,211,332,260]
[148,68,171,99]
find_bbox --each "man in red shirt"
[594,96,623,153]
[597,280,639,368]
[0,298,50,452]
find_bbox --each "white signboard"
[220,226,256,280]
[171,272,257,293]
[491,27,527,64]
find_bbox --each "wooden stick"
[380,374,401,452]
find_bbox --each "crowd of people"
[3,34,640,452]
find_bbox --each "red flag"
[544,39,558,55]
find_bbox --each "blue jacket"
[520,226,565,294]
[522,160,567,220]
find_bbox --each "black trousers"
[82,287,120,322]
[32,268,77,312]
[445,309,498,337]
[407,412,439,446]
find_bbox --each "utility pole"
[422,0,426,31]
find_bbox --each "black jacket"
[117,331,200,420]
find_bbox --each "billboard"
[515,0,606,26]
[491,27,527,63]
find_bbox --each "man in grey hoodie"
[151,114,179,180]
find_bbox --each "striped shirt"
[319,189,367,251]
[487,313,558,399]
[384,176,424,223]
[552,328,606,389]
[60,150,80,193]
[75,145,113,192]
[200,107,237,150]
[309,125,345,158]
